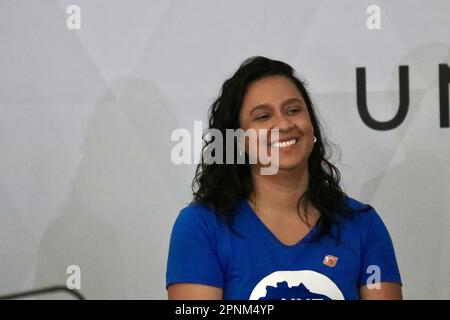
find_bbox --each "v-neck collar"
[241,199,317,248]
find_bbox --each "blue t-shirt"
[166,196,401,300]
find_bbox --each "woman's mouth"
[271,138,299,148]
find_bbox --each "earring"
[313,136,317,143]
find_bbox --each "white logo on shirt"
[249,270,344,300]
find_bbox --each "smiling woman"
[166,56,402,300]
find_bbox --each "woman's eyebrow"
[282,97,304,106]
[250,97,304,114]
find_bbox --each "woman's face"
[239,75,315,172]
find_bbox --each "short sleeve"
[166,205,224,289]
[358,209,402,287]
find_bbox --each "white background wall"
[0,0,449,299]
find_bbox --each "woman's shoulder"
[327,196,394,251]
[344,195,373,211]
[179,201,216,216]
[169,201,235,254]
[341,196,399,270]
[173,201,225,232]
[341,195,387,231]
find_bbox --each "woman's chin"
[275,159,306,172]
[253,155,307,174]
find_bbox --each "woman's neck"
[249,164,310,219]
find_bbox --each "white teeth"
[272,139,297,148]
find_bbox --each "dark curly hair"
[191,56,370,242]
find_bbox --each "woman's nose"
[274,114,294,132]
